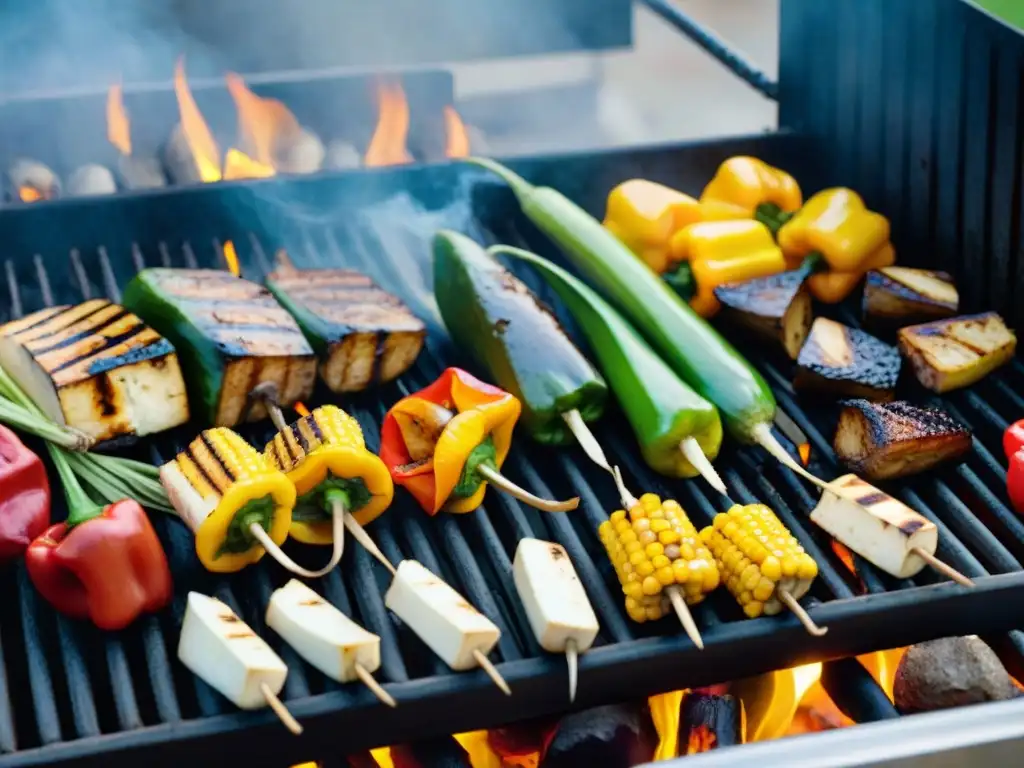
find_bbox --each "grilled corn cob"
[598,493,719,623]
[160,427,295,572]
[264,404,393,544]
[700,504,817,618]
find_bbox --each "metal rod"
[819,657,899,725]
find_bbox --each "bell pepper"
[1008,450,1024,516]
[381,367,578,515]
[0,424,50,563]
[1004,419,1024,463]
[26,444,172,630]
[665,220,788,317]
[700,156,802,225]
[433,230,608,444]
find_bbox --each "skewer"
[354,663,397,708]
[679,436,731,501]
[777,589,828,637]
[477,465,579,512]
[565,639,579,702]
[260,682,304,735]
[344,511,397,576]
[911,547,976,587]
[248,513,345,579]
[472,649,511,695]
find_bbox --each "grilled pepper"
[666,220,788,317]
[700,156,802,225]
[264,404,393,543]
[159,427,295,572]
[433,230,608,445]
[26,445,171,630]
[0,424,50,563]
[1008,450,1024,516]
[380,367,578,515]
[1004,419,1024,464]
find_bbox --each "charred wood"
[540,702,657,768]
[677,691,743,753]
[164,122,206,184]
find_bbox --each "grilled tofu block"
[898,312,1016,393]
[795,318,901,400]
[834,399,972,480]
[266,268,425,393]
[0,300,189,444]
[863,267,959,330]
[122,269,317,427]
[714,269,813,359]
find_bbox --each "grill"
[1,0,1024,765]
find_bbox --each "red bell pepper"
[0,424,50,563]
[1008,450,1024,516]
[25,445,172,630]
[1004,419,1024,463]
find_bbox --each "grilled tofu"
[714,270,813,359]
[898,312,1016,393]
[863,267,958,330]
[0,300,189,444]
[266,268,425,393]
[122,269,316,427]
[795,318,901,400]
[834,399,972,480]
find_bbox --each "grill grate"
[1,153,1024,766]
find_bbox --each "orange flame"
[226,72,301,171]
[831,540,858,576]
[798,443,811,466]
[364,81,413,167]
[685,726,718,755]
[223,148,275,181]
[294,401,311,418]
[18,187,43,203]
[174,57,222,182]
[444,105,470,159]
[107,83,132,156]
[222,241,240,277]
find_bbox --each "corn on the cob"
[599,493,719,623]
[700,504,817,618]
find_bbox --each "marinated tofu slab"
[0,299,189,444]
[122,269,316,426]
[266,268,425,393]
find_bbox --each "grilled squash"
[714,269,813,359]
[898,312,1016,393]
[266,268,425,393]
[863,267,959,330]
[122,269,317,427]
[0,300,190,444]
[834,399,972,480]
[795,318,901,400]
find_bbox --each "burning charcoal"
[66,164,117,197]
[390,737,471,767]
[325,139,362,170]
[488,716,560,762]
[118,155,167,189]
[540,703,657,768]
[164,123,207,183]
[677,692,743,753]
[7,158,60,202]
[894,636,1022,714]
[274,127,325,175]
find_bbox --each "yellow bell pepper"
[807,242,896,304]
[778,188,891,272]
[264,405,394,544]
[700,156,803,224]
[603,179,705,273]
[666,220,788,317]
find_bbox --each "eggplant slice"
[834,399,972,480]
[714,269,813,359]
[863,267,959,330]
[795,317,901,400]
[898,312,1016,393]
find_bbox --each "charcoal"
[164,122,206,183]
[326,139,362,170]
[118,154,167,189]
[894,636,1022,714]
[274,126,325,174]
[7,158,60,201]
[540,703,657,768]
[390,737,471,767]
[66,164,117,197]
[678,692,743,751]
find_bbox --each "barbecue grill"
[1,0,1024,765]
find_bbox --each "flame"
[859,648,906,701]
[791,662,823,703]
[18,187,43,203]
[223,148,275,180]
[831,541,857,576]
[294,401,311,418]
[107,83,131,155]
[444,105,470,158]
[226,72,300,170]
[364,81,413,167]
[174,57,222,182]
[222,241,240,277]
[798,443,811,466]
[685,725,718,755]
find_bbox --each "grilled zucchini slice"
[714,269,812,359]
[795,317,901,400]
[834,399,972,480]
[898,312,1016,393]
[863,267,958,330]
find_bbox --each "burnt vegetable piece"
[713,269,813,360]
[834,399,972,480]
[266,265,425,393]
[795,318,901,401]
[433,230,607,445]
[898,312,1016,393]
[863,267,959,330]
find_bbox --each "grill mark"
[184,445,225,495]
[281,421,302,464]
[46,321,148,376]
[13,301,112,343]
[294,417,311,454]
[93,372,118,417]
[4,306,65,336]
[856,492,890,506]
[200,430,236,485]
[27,307,128,355]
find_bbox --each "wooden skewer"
[249,516,345,579]
[472,649,511,695]
[260,682,304,735]
[912,547,976,587]
[478,465,579,512]
[777,589,828,637]
[562,409,613,473]
[354,663,397,708]
[679,436,731,500]
[667,587,705,650]
[565,638,579,703]
[344,512,397,576]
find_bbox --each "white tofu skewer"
[266,580,396,708]
[513,539,599,702]
[385,559,510,695]
[177,592,303,735]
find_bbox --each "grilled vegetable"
[266,266,425,393]
[1007,450,1024,515]
[1003,419,1024,463]
[834,399,972,480]
[0,299,189,444]
[122,269,317,426]
[433,230,608,445]
[898,312,1016,393]
[863,267,959,329]
[0,425,50,563]
[700,504,817,619]
[599,493,719,623]
[714,269,813,359]
[810,474,937,579]
[795,318,901,400]
[159,427,295,573]
[700,156,802,224]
